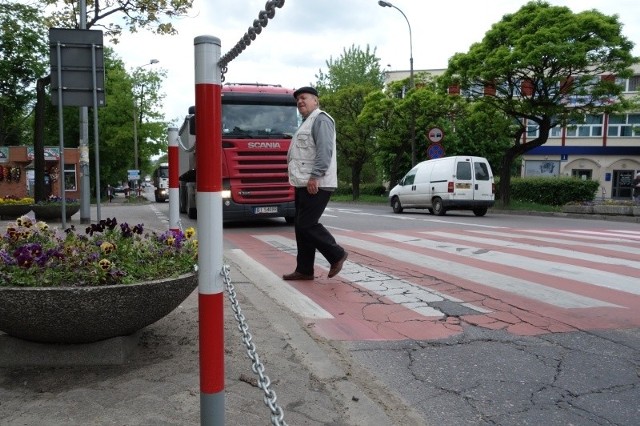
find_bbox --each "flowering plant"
[34,195,79,205]
[0,196,34,206]
[0,216,197,287]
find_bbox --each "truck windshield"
[222,104,299,138]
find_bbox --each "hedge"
[507,177,599,206]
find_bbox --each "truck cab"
[178,83,298,223]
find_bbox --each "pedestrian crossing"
[226,226,640,340]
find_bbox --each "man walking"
[283,86,348,281]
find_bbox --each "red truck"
[178,83,298,223]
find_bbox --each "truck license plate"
[254,206,278,214]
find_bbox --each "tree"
[29,0,190,202]
[315,45,384,199]
[0,2,48,146]
[316,45,384,93]
[444,0,637,206]
[42,0,194,43]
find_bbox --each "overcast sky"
[111,0,640,128]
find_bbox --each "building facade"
[0,146,81,201]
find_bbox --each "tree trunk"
[498,121,551,207]
[34,75,51,203]
[351,164,362,201]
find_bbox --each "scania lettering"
[178,83,298,223]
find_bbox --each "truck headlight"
[221,190,231,199]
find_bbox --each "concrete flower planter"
[592,205,633,216]
[30,203,80,220]
[0,273,197,344]
[0,204,31,219]
[561,205,594,214]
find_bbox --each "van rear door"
[454,160,474,199]
[472,159,494,201]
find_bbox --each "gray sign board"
[49,28,106,107]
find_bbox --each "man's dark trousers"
[293,187,345,276]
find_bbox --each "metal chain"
[221,265,288,426]
[218,0,286,82]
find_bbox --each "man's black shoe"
[282,271,314,281]
[328,251,348,278]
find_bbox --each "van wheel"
[473,207,488,217]
[432,198,446,216]
[427,208,434,215]
[391,197,403,213]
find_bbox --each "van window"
[403,170,417,185]
[474,162,491,181]
[456,162,472,180]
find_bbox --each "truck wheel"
[284,216,294,225]
[432,198,446,216]
[391,197,403,213]
[473,207,488,217]
[187,207,197,219]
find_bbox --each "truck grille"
[226,146,293,203]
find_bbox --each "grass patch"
[331,194,389,204]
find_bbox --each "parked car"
[112,185,128,194]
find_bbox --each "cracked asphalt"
[344,325,640,425]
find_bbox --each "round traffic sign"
[427,143,445,159]
[427,127,444,143]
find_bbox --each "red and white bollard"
[167,126,180,233]
[194,35,224,424]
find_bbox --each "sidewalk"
[0,204,402,426]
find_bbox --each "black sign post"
[49,28,105,225]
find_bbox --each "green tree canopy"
[0,2,48,146]
[316,45,384,93]
[41,0,194,42]
[314,45,384,199]
[444,0,638,205]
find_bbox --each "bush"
[509,177,599,206]
[334,183,387,197]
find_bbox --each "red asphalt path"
[224,226,640,341]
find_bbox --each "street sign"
[427,127,444,143]
[128,170,140,181]
[427,143,445,159]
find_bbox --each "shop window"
[571,169,592,180]
[64,164,77,191]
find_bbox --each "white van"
[389,156,495,216]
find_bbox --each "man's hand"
[307,177,318,194]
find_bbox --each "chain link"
[218,0,286,82]
[221,265,288,426]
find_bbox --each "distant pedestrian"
[633,172,640,203]
[107,185,113,202]
[282,86,348,281]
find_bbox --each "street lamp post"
[378,1,417,166]
[378,1,413,89]
[133,59,159,191]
